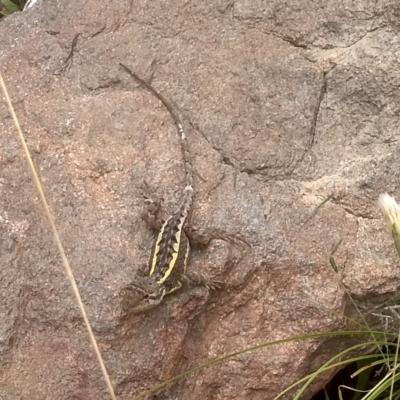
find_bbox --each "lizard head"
[120,276,166,314]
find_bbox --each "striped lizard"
[119,63,242,314]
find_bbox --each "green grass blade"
[1,0,20,12]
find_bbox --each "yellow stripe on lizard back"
[157,216,185,285]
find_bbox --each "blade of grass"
[0,0,20,13]
[389,327,400,399]
[361,371,399,400]
[339,385,369,399]
[351,358,394,400]
[0,71,117,400]
[352,358,394,379]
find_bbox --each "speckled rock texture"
[1,1,400,399]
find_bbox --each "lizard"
[119,63,221,314]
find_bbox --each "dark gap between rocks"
[311,340,400,400]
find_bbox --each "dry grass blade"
[0,71,117,400]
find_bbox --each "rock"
[0,1,399,399]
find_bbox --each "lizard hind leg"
[185,226,251,250]
[184,270,223,291]
[141,180,166,231]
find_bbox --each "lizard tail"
[120,63,194,191]
[176,121,194,190]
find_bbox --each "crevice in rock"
[240,16,384,52]
[331,200,377,220]
[298,71,327,165]
[296,60,338,172]
[269,32,309,49]
[336,25,383,50]
[62,33,80,73]
[87,26,106,39]
[188,120,239,172]
[81,79,122,93]
[45,30,60,36]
